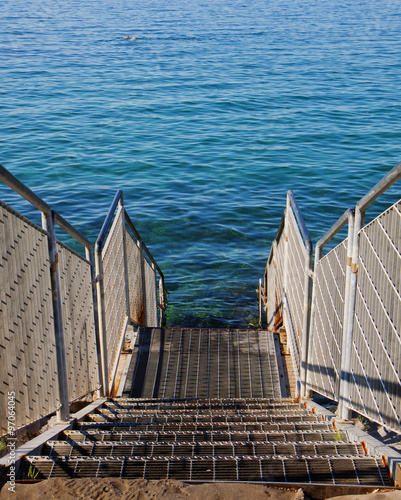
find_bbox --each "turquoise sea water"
[1,0,401,327]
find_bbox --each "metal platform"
[123,328,282,399]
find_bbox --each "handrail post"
[139,240,147,326]
[305,241,324,397]
[120,200,131,321]
[338,210,355,419]
[94,244,109,396]
[42,210,70,422]
[300,238,313,398]
[86,247,104,397]
[152,262,158,327]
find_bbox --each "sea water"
[1,0,401,327]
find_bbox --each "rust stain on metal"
[134,301,145,327]
[274,293,283,332]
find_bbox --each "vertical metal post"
[139,240,147,327]
[152,263,158,327]
[160,275,167,327]
[42,210,70,422]
[339,207,363,419]
[300,239,313,398]
[120,200,131,322]
[338,211,355,419]
[268,240,277,330]
[305,242,323,398]
[283,204,290,335]
[94,244,109,396]
[86,247,104,397]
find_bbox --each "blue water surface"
[1,0,401,326]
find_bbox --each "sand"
[0,479,399,500]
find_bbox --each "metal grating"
[19,455,391,485]
[44,440,365,459]
[124,232,143,325]
[125,329,281,400]
[22,395,393,487]
[266,233,286,331]
[102,205,128,375]
[0,201,59,436]
[284,206,307,381]
[308,240,347,400]
[57,242,100,399]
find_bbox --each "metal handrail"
[287,190,312,248]
[266,190,311,266]
[267,213,285,265]
[0,164,51,216]
[0,164,98,422]
[95,190,123,254]
[356,161,401,214]
[0,164,92,252]
[314,208,354,260]
[124,211,165,283]
[95,190,165,286]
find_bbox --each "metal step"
[43,439,366,459]
[89,408,318,424]
[65,428,343,444]
[77,419,335,434]
[19,455,392,485]
[12,323,395,488]
[107,397,296,410]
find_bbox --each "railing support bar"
[300,238,313,398]
[139,240,148,326]
[152,263,158,327]
[42,210,70,422]
[119,197,131,321]
[338,210,355,419]
[86,247,104,397]
[94,247,109,396]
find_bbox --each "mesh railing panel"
[144,258,158,327]
[0,202,59,436]
[125,232,143,325]
[349,200,401,432]
[308,241,347,400]
[102,206,128,374]
[284,206,307,381]
[57,242,100,400]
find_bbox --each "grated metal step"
[105,398,299,411]
[77,420,335,435]
[65,428,341,444]
[19,455,392,485]
[13,328,395,487]
[43,439,366,459]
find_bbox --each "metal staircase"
[1,163,401,493]
[16,328,393,486]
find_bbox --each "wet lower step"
[19,456,391,485]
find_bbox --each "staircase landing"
[124,328,283,399]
